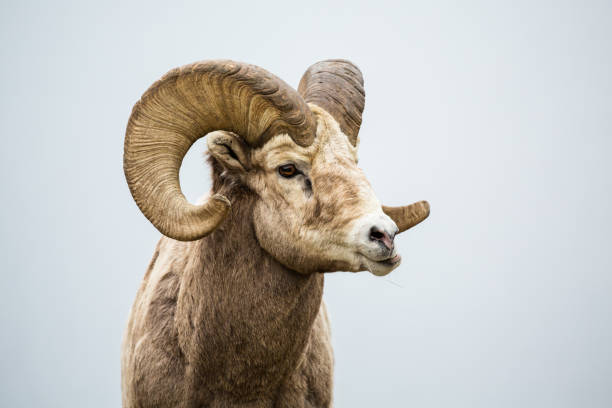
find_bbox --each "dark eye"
[278,164,298,178]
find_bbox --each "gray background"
[1,0,610,406]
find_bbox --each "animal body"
[121,59,429,407]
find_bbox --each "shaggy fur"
[121,186,333,407]
[122,62,430,407]
[121,110,379,407]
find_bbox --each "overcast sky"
[1,1,611,407]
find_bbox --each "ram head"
[124,60,429,276]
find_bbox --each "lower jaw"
[364,256,402,276]
[369,267,396,277]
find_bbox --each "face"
[208,106,400,276]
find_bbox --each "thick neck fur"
[174,159,324,402]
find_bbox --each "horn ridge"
[298,59,365,145]
[124,60,315,241]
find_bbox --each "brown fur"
[122,158,334,407]
[122,71,429,406]
[121,106,411,407]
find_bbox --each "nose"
[369,225,395,251]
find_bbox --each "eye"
[278,164,298,178]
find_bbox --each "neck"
[176,177,324,397]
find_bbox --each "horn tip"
[420,200,430,218]
[212,193,231,207]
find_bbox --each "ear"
[207,131,251,172]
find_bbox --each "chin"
[362,254,402,276]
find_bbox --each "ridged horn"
[383,201,431,233]
[298,59,365,146]
[124,60,316,241]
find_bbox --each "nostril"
[369,226,394,250]
[369,227,385,241]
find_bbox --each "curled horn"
[299,59,430,232]
[298,59,365,146]
[124,60,316,241]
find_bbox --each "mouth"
[380,254,401,266]
[360,253,402,276]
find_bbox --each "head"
[124,60,429,276]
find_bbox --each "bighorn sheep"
[122,59,430,407]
